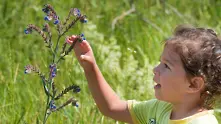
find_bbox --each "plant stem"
[43,77,53,123]
[52,36,61,63]
[56,54,66,64]
[43,95,50,124]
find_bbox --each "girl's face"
[153,44,190,104]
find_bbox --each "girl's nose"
[153,65,160,76]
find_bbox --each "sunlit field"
[0,0,220,123]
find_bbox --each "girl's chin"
[154,91,167,102]
[154,93,173,104]
[154,91,161,99]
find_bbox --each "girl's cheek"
[158,65,166,74]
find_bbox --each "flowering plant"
[24,4,87,123]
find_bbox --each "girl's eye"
[164,63,170,69]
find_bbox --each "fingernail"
[80,55,84,59]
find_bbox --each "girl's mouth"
[154,83,161,89]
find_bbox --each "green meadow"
[0,0,220,123]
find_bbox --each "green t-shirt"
[128,99,218,124]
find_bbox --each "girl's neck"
[170,102,207,120]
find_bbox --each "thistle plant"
[24,4,87,123]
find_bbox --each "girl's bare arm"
[67,36,133,123]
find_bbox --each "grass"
[0,0,220,123]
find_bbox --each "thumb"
[80,55,91,62]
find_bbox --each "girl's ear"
[187,77,205,93]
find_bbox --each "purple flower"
[51,73,56,77]
[73,8,81,17]
[72,101,79,107]
[51,105,56,109]
[49,100,56,110]
[73,86,81,93]
[79,33,86,41]
[75,103,79,107]
[24,28,32,34]
[24,69,31,74]
[44,16,52,21]
[82,19,88,23]
[80,15,87,23]
[42,8,50,14]
[49,64,54,68]
[49,64,57,78]
[24,29,29,34]
[54,20,59,25]
[24,65,32,74]
[53,15,59,20]
[80,33,84,37]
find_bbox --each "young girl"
[67,25,220,124]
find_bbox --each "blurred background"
[0,0,220,123]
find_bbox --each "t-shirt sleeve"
[128,99,171,124]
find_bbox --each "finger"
[70,35,77,41]
[66,39,73,44]
[81,40,88,44]
[81,40,91,50]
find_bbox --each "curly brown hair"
[164,25,221,109]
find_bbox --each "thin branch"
[60,17,80,36]
[165,3,184,18]
[56,38,78,64]
[54,84,80,100]
[141,16,164,35]
[111,4,136,31]
[53,97,77,112]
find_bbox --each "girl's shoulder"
[128,99,172,112]
[128,99,173,124]
[170,110,219,124]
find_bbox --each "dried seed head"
[24,65,39,74]
[42,23,50,32]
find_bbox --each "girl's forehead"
[162,44,182,65]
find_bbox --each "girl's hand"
[66,35,96,71]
